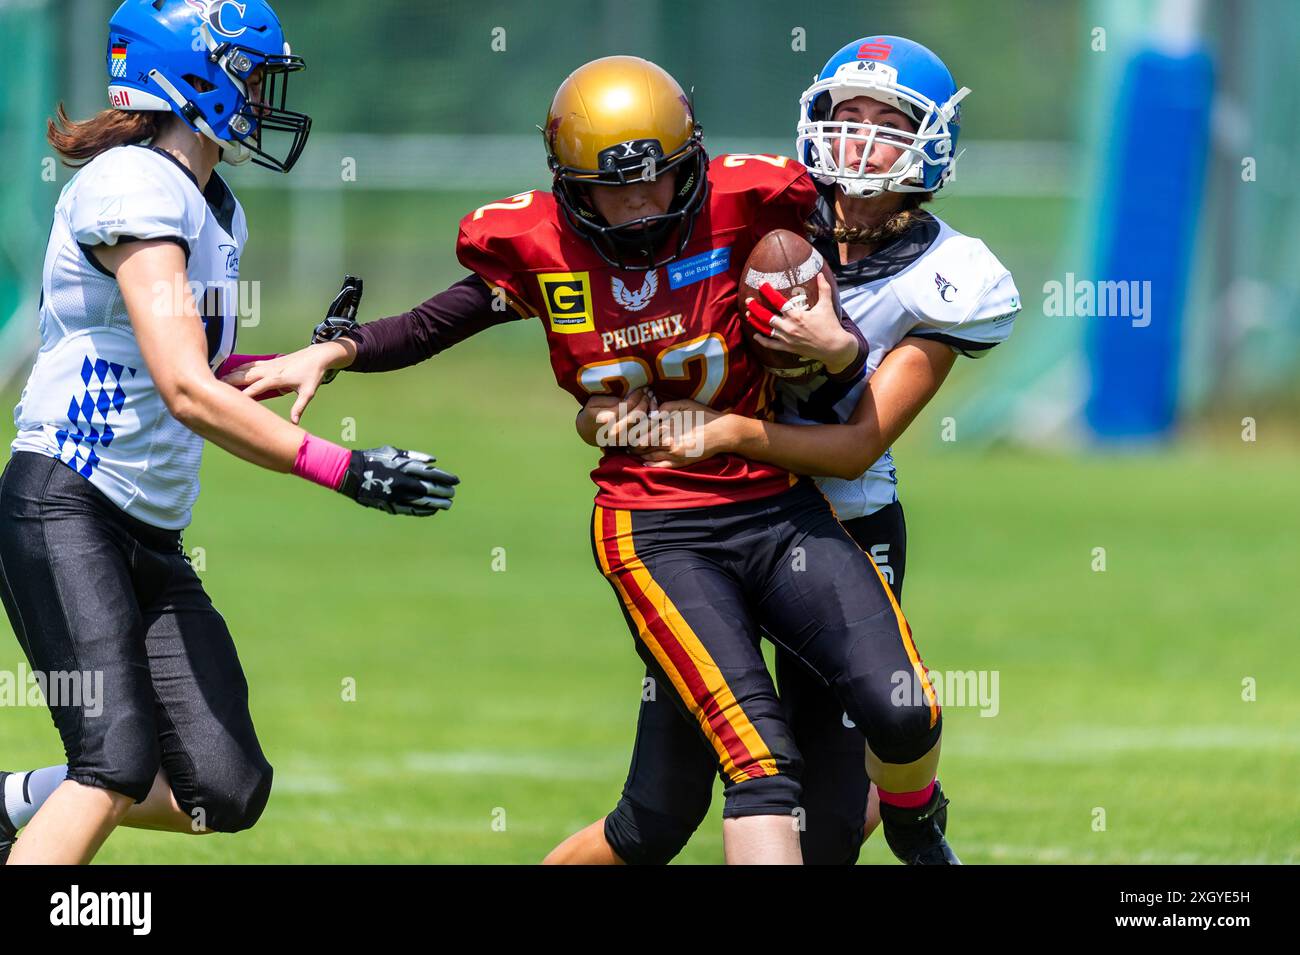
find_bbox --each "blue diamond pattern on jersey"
[55,355,137,478]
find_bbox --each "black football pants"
[0,452,272,832]
[591,480,938,863]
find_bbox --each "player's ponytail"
[47,102,169,167]
[807,192,935,246]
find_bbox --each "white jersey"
[779,209,1020,520]
[11,145,246,530]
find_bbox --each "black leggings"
[602,499,910,865]
[0,452,271,832]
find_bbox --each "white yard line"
[956,724,1298,760]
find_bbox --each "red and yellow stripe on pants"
[593,505,779,784]
[821,491,940,731]
[866,549,940,730]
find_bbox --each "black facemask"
[551,134,709,271]
[221,45,312,173]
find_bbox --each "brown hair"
[47,103,171,167]
[807,191,934,247]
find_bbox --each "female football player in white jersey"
[550,35,1020,865]
[0,0,457,865]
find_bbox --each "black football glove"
[313,275,364,385]
[338,446,458,516]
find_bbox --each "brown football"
[738,229,840,382]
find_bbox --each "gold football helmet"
[544,55,708,271]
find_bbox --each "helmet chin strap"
[839,179,886,199]
[218,139,252,167]
[196,22,255,166]
[148,62,252,167]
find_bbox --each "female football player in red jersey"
[0,0,456,866]
[548,36,1020,866]
[231,54,957,865]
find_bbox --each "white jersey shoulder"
[887,217,1020,356]
[11,145,245,530]
[776,214,1020,520]
[64,144,208,252]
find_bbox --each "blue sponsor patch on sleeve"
[668,246,731,289]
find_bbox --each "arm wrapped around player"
[575,386,658,449]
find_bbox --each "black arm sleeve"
[343,274,520,373]
[825,311,870,382]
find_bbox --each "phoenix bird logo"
[611,271,659,312]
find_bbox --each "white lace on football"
[745,249,824,291]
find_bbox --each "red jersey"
[457,154,818,510]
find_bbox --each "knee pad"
[605,794,710,865]
[190,758,273,833]
[840,660,943,766]
[864,698,943,766]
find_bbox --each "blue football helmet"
[105,0,311,172]
[797,36,969,197]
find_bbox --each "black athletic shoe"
[879,779,962,865]
[0,771,17,864]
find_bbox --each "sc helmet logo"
[183,0,248,39]
[538,272,594,334]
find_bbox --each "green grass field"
[0,187,1296,863]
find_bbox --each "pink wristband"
[292,434,352,491]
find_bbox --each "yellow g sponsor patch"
[538,272,593,334]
